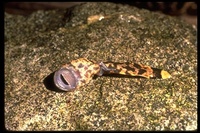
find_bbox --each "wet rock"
[5,2,197,130]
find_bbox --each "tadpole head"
[53,68,79,91]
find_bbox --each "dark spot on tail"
[133,63,142,69]
[138,69,147,75]
[152,68,162,78]
[78,63,84,68]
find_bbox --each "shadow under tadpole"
[100,73,148,79]
[43,71,68,93]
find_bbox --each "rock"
[5,2,197,130]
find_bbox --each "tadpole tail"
[151,68,171,79]
[100,62,171,79]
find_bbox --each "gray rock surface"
[5,2,197,131]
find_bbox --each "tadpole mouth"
[53,68,78,91]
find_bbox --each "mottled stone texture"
[5,2,197,131]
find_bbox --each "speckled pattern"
[5,2,197,131]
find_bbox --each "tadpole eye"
[53,68,78,91]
